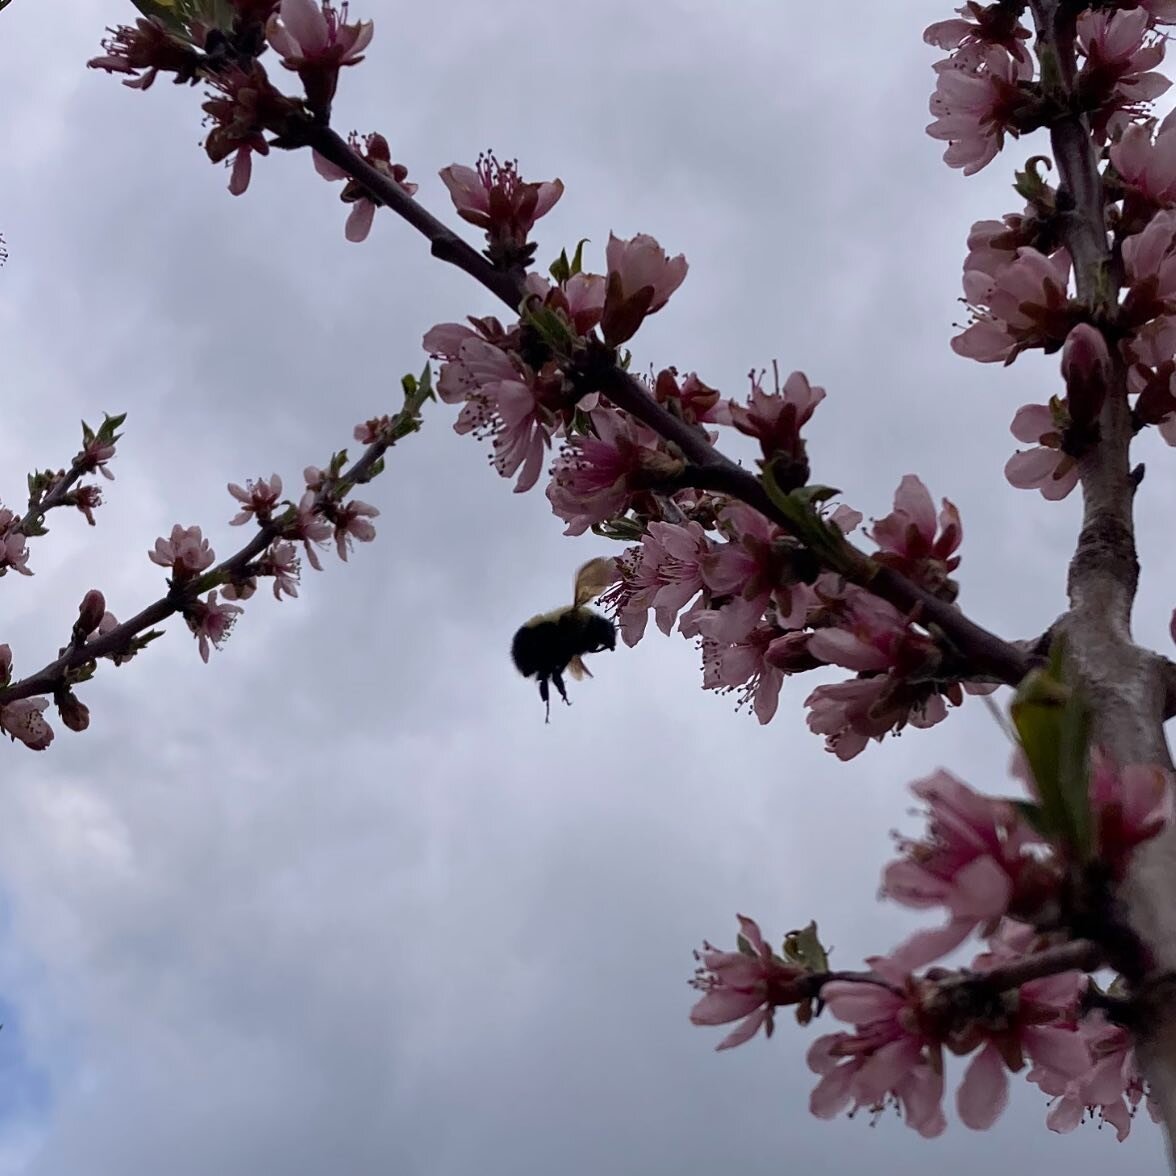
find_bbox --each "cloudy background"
[1,0,1175,1171]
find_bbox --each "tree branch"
[1030,0,1176,1164]
[0,404,420,709]
[299,128,1032,687]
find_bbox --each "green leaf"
[782,921,829,973]
[1008,798,1051,838]
[1008,636,1095,860]
[548,249,571,285]
[760,468,864,576]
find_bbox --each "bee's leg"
[538,676,551,723]
[552,669,571,709]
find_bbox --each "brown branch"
[298,129,1033,687]
[778,938,1103,1008]
[0,409,417,708]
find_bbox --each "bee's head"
[581,609,616,654]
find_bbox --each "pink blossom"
[148,525,215,579]
[332,499,378,561]
[440,158,562,233]
[1123,208,1176,320]
[698,502,811,642]
[808,982,946,1138]
[600,233,688,345]
[0,511,31,577]
[0,697,53,750]
[266,0,372,113]
[1110,110,1176,205]
[689,916,802,1049]
[924,4,1031,64]
[87,17,199,90]
[1088,752,1172,877]
[186,590,243,663]
[1076,7,1169,139]
[804,678,890,761]
[868,475,961,594]
[804,675,952,760]
[259,540,300,600]
[1003,403,1080,499]
[283,491,333,571]
[200,66,290,196]
[546,409,660,536]
[881,772,1048,972]
[962,213,1032,277]
[313,133,416,242]
[653,369,729,426]
[952,247,1072,362]
[428,335,555,492]
[77,430,117,480]
[926,45,1033,176]
[807,591,939,678]
[610,522,712,643]
[228,474,283,525]
[700,625,788,724]
[1042,1012,1158,1140]
[727,368,824,478]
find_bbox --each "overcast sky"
[2,1,1175,1172]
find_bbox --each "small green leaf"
[782,921,829,973]
[1009,637,1095,860]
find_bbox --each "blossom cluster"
[691,755,1171,1140]
[924,4,1176,499]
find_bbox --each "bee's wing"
[573,557,619,607]
[566,655,594,681]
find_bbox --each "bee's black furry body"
[511,607,616,721]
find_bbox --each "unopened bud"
[0,644,11,687]
[54,687,90,733]
[1061,324,1110,428]
[73,589,107,642]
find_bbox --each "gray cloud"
[0,0,1170,1171]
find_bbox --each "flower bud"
[1061,323,1110,428]
[73,589,107,642]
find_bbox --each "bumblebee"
[511,557,617,722]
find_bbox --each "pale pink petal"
[957,1043,1010,1129]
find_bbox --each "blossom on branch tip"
[266,0,373,115]
[689,916,803,1050]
